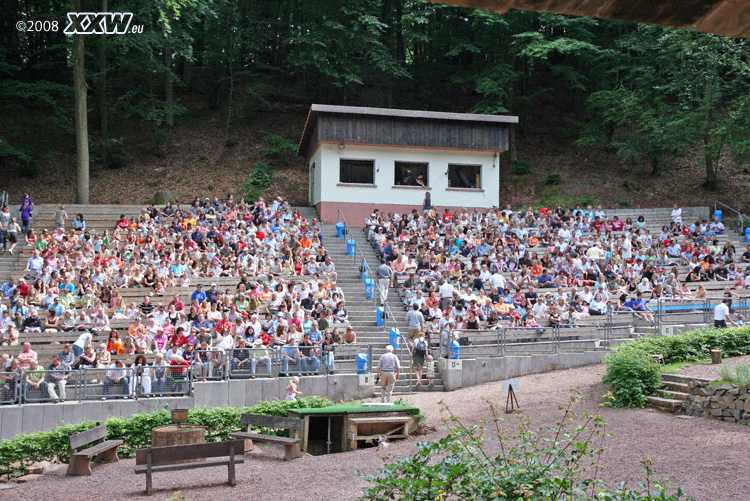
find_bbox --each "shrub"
[603,352,662,407]
[619,198,632,207]
[510,160,530,175]
[544,172,562,185]
[603,326,750,407]
[0,397,332,477]
[259,130,296,157]
[359,396,686,500]
[237,161,274,203]
[718,363,750,387]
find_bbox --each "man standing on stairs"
[405,304,425,342]
[376,258,394,305]
[377,345,400,403]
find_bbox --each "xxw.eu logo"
[64,12,143,34]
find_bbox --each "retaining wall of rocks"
[684,380,750,423]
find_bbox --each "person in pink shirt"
[17,342,37,369]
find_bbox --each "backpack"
[414,339,427,357]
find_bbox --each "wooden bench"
[67,422,123,476]
[135,439,244,495]
[230,413,304,461]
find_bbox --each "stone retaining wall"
[685,380,750,423]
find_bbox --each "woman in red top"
[170,326,188,347]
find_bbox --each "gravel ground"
[11,363,750,501]
[677,354,750,381]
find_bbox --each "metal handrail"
[339,209,414,390]
[714,201,749,234]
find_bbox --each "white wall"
[308,147,323,206]
[315,144,500,209]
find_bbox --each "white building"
[298,104,518,226]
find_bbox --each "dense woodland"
[1,0,750,204]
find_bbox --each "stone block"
[300,375,329,400]
[60,401,84,427]
[21,405,44,435]
[0,406,23,440]
[462,359,477,388]
[102,399,122,420]
[210,380,230,408]
[42,403,64,432]
[192,382,214,408]
[260,377,282,402]
[227,379,247,408]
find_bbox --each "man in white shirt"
[438,280,456,311]
[714,299,736,328]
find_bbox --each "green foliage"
[237,162,274,203]
[603,326,750,407]
[259,131,297,157]
[619,198,633,208]
[544,172,562,185]
[719,363,750,387]
[359,395,686,500]
[0,397,332,477]
[578,195,599,207]
[603,352,662,407]
[509,160,530,175]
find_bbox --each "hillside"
[3,100,748,215]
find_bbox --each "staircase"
[646,373,694,412]
[328,223,444,395]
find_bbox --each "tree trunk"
[224,0,234,139]
[164,11,174,127]
[71,0,89,204]
[97,0,108,167]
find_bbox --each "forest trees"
[1,0,749,198]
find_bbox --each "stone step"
[656,388,690,401]
[661,373,713,384]
[662,380,690,393]
[646,395,685,412]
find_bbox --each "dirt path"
[12,364,750,501]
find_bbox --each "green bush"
[619,198,633,207]
[544,172,562,185]
[0,397,332,477]
[259,130,296,157]
[359,396,686,500]
[603,326,750,407]
[237,161,274,203]
[603,352,662,407]
[510,160,530,175]
[719,363,750,387]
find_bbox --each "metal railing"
[0,372,20,404]
[20,369,78,402]
[194,350,226,380]
[714,201,749,235]
[338,208,412,389]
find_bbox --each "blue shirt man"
[191,285,207,303]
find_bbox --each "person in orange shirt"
[299,235,312,248]
[530,261,543,279]
[493,296,513,320]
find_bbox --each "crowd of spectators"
[1,194,350,403]
[365,203,750,336]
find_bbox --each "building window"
[339,159,375,184]
[448,164,481,189]
[394,162,428,187]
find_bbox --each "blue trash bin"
[376,307,385,327]
[389,328,401,350]
[449,339,461,359]
[746,228,750,243]
[335,222,345,238]
[359,263,369,279]
[365,279,374,298]
[714,210,722,223]
[346,239,356,256]
[356,353,368,375]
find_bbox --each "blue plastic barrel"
[376,307,384,327]
[364,278,374,298]
[714,210,722,223]
[746,228,750,243]
[389,328,401,350]
[449,340,461,360]
[356,353,368,374]
[346,239,356,256]
[359,263,369,279]
[335,222,345,238]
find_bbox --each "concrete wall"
[440,351,608,391]
[0,374,373,441]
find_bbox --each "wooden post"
[711,350,722,364]
[145,446,152,496]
